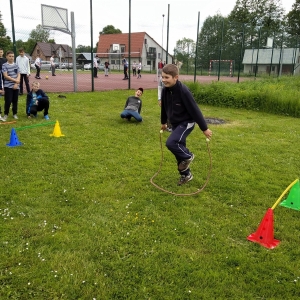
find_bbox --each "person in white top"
[34,54,41,79]
[50,54,56,76]
[137,61,142,79]
[94,55,98,78]
[16,48,30,95]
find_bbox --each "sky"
[0,0,296,53]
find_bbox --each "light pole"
[162,14,165,62]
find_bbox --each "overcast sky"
[1,0,296,53]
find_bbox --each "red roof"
[96,32,146,57]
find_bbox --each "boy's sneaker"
[13,114,18,119]
[1,115,8,122]
[178,154,195,172]
[44,115,50,120]
[178,172,193,186]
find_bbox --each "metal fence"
[2,7,299,93]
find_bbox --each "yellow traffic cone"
[50,120,65,137]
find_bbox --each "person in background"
[94,55,98,78]
[0,71,3,120]
[120,88,143,122]
[0,47,7,75]
[158,60,163,77]
[122,55,129,80]
[16,47,30,95]
[132,61,137,77]
[34,54,41,79]
[0,48,6,117]
[137,61,142,79]
[26,81,50,120]
[104,61,110,77]
[158,76,172,132]
[1,50,20,121]
[50,53,56,76]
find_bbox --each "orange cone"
[247,208,280,249]
[50,120,65,137]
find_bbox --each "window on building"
[158,53,161,59]
[147,60,151,65]
[111,60,115,64]
[121,46,125,53]
[144,39,147,44]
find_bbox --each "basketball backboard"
[41,4,69,34]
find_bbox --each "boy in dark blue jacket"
[26,81,50,119]
[160,64,212,186]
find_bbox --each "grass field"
[1,88,300,299]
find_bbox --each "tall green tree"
[29,24,50,42]
[197,15,231,71]
[100,25,122,35]
[174,38,195,72]
[0,11,12,53]
[285,0,300,36]
[228,0,285,48]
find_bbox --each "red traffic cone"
[247,208,280,249]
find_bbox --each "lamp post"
[162,14,165,62]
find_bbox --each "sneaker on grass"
[44,115,50,120]
[1,115,8,121]
[178,153,195,172]
[13,114,18,119]
[177,172,193,186]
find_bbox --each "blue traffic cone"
[6,128,23,147]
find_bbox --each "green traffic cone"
[280,180,300,211]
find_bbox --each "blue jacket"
[161,80,208,131]
[26,89,49,115]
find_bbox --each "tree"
[174,38,195,73]
[29,24,50,42]
[285,0,300,36]
[197,15,231,71]
[228,0,285,48]
[100,25,122,35]
[0,11,12,53]
[76,45,96,53]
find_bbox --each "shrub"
[186,76,300,118]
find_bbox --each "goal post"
[209,60,234,76]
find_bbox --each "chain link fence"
[2,10,299,92]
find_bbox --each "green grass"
[1,87,300,299]
[187,76,300,117]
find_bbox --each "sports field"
[31,70,248,93]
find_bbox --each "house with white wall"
[242,48,300,75]
[96,32,173,72]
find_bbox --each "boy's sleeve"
[0,73,2,90]
[124,98,129,109]
[182,87,208,132]
[138,101,142,114]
